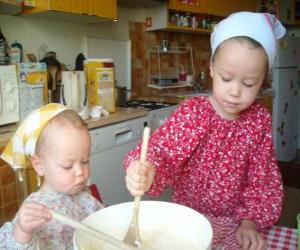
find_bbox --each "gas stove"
[126,100,177,131]
[126,100,173,110]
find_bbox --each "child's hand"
[236,219,265,250]
[13,202,51,243]
[125,160,155,197]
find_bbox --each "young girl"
[124,12,286,250]
[0,103,103,249]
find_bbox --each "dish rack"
[148,46,194,89]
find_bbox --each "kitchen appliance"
[89,115,151,206]
[0,65,19,125]
[73,201,213,250]
[18,62,47,119]
[60,71,87,113]
[115,86,129,107]
[272,36,299,162]
[89,101,176,206]
[125,100,177,132]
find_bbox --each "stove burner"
[126,100,173,110]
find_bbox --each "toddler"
[124,12,286,250]
[0,103,103,249]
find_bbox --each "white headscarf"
[211,12,286,70]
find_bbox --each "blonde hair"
[35,110,88,156]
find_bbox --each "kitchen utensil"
[123,126,151,247]
[73,201,213,250]
[49,209,132,250]
[115,86,129,107]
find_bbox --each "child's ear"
[209,62,214,78]
[31,155,45,176]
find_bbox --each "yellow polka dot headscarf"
[1,103,68,177]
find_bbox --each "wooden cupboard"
[277,0,300,25]
[147,0,258,33]
[167,0,257,16]
[0,0,21,15]
[0,146,26,225]
[21,0,117,23]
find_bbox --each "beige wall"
[0,7,148,68]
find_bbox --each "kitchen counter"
[158,88,275,100]
[87,107,148,129]
[0,107,149,148]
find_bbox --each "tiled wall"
[0,150,26,226]
[129,22,212,101]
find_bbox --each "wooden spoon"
[50,209,133,250]
[123,126,151,247]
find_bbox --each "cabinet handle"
[283,103,288,113]
[115,129,133,144]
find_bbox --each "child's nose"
[230,82,241,97]
[74,164,84,176]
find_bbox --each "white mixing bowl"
[73,201,212,250]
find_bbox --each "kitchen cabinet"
[0,0,21,15]
[258,0,300,25]
[168,0,258,15]
[167,0,208,13]
[20,0,117,24]
[278,0,300,25]
[0,146,28,225]
[146,0,258,33]
[207,0,240,17]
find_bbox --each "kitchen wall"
[129,21,211,101]
[0,7,148,68]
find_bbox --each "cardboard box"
[84,59,116,113]
[18,63,48,119]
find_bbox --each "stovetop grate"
[125,100,174,110]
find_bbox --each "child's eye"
[243,82,256,88]
[82,160,90,164]
[221,77,231,82]
[61,165,72,170]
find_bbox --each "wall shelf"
[148,46,194,89]
[148,82,193,89]
[164,25,212,34]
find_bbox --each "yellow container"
[23,0,36,7]
[84,59,116,113]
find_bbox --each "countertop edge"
[87,107,149,129]
[0,107,149,148]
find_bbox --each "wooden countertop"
[0,107,148,148]
[87,107,148,129]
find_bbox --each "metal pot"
[115,86,130,107]
[73,201,212,250]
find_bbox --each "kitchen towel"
[211,11,286,69]
[1,103,67,178]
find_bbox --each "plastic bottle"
[196,71,205,91]
[0,28,9,65]
[179,65,187,82]
[10,40,23,64]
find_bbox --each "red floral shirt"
[124,96,283,229]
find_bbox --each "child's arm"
[236,219,265,250]
[13,201,51,243]
[125,160,155,197]
[0,201,51,249]
[124,97,209,197]
[235,110,283,229]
